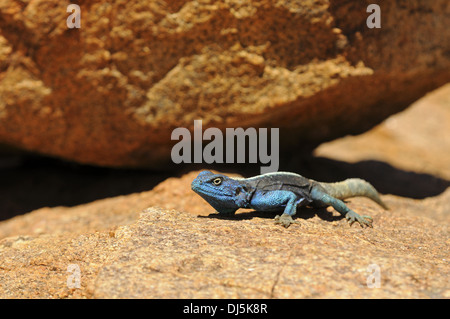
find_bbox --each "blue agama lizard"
[191,170,388,228]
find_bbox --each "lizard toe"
[360,215,373,228]
[274,214,296,228]
[345,211,373,228]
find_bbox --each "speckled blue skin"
[191,170,376,228]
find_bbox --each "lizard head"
[191,170,242,215]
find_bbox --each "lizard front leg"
[311,187,373,227]
[250,190,299,228]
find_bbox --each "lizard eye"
[212,177,222,186]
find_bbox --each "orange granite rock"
[0,1,448,299]
[0,194,448,298]
[0,0,449,167]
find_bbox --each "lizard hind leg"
[311,187,373,228]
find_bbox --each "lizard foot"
[345,211,373,228]
[274,214,298,228]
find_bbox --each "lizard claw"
[274,214,298,228]
[345,211,373,228]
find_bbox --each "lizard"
[191,170,388,228]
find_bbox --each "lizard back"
[240,172,314,203]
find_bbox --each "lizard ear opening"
[235,186,247,195]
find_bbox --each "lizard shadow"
[199,206,343,223]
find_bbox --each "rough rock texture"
[0,0,449,167]
[0,84,449,298]
[0,174,448,298]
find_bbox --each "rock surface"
[0,0,449,167]
[0,83,449,298]
[0,176,448,298]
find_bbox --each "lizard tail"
[319,178,388,210]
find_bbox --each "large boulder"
[0,0,449,167]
